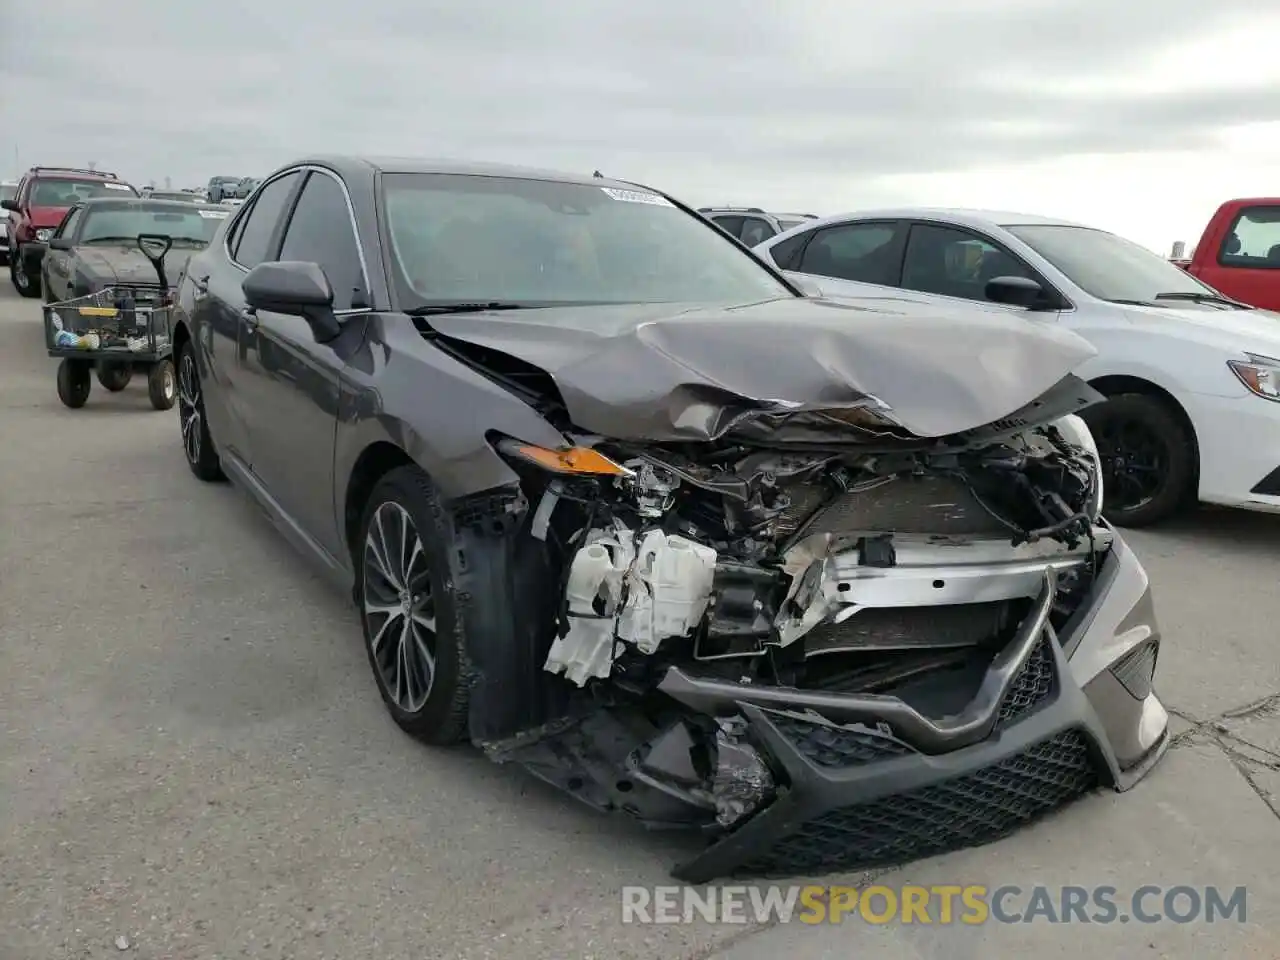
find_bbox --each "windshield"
[1006,224,1217,302]
[31,178,136,206]
[382,173,794,307]
[79,204,228,245]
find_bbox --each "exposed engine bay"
[474,411,1118,881]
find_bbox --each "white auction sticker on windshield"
[600,187,672,206]
[103,182,132,190]
[198,209,229,219]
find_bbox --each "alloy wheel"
[1093,419,1167,513]
[362,501,437,712]
[178,352,202,465]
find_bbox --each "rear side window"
[767,230,811,270]
[711,215,744,238]
[1220,206,1280,269]
[739,217,776,247]
[231,172,301,268]
[797,222,900,285]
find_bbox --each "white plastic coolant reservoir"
[544,540,626,686]
[617,531,717,654]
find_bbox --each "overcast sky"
[4,0,1279,253]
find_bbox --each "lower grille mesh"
[995,638,1056,728]
[770,714,915,767]
[737,730,1099,877]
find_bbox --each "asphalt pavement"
[1,282,1277,959]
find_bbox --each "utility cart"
[42,234,178,410]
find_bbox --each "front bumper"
[665,531,1167,883]
[1188,390,1280,512]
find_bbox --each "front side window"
[1007,223,1217,302]
[797,222,900,285]
[278,172,365,310]
[901,223,1036,302]
[231,171,301,268]
[1219,206,1280,269]
[31,178,137,205]
[381,174,795,308]
[78,203,225,246]
[56,206,83,239]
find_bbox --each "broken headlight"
[1052,414,1103,520]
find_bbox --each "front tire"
[176,340,225,481]
[356,466,472,744]
[11,249,42,298]
[56,359,91,408]
[1082,392,1193,528]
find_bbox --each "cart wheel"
[97,362,133,392]
[147,360,177,410]
[56,360,91,409]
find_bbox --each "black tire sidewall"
[177,340,224,480]
[355,466,471,744]
[97,363,132,391]
[1083,393,1192,527]
[148,359,176,410]
[56,360,90,408]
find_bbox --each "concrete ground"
[0,281,1276,960]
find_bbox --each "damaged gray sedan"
[170,156,1169,882]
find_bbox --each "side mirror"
[242,261,341,342]
[985,275,1048,310]
[0,199,18,213]
[48,237,74,251]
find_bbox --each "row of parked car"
[701,199,1280,529]
[4,161,1279,533]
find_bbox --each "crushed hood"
[424,296,1100,442]
[74,245,200,286]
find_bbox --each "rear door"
[1193,204,1280,311]
[238,168,371,558]
[190,169,303,470]
[791,219,907,288]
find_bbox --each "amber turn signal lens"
[510,444,633,477]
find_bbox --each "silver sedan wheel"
[178,351,201,465]
[362,501,437,712]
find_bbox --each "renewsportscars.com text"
[621,884,1248,925]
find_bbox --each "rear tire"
[176,340,225,481]
[56,359,91,408]
[1081,392,1193,528]
[356,466,473,745]
[97,363,133,391]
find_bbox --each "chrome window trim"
[224,164,372,299]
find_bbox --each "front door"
[237,169,371,561]
[42,206,83,301]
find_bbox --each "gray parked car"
[169,157,1168,881]
[698,206,818,247]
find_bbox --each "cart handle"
[136,233,173,290]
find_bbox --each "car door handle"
[240,309,258,333]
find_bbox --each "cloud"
[3,0,1278,248]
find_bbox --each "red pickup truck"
[1173,198,1280,311]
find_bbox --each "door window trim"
[225,168,304,270]
[274,168,373,315]
[55,205,83,240]
[900,218,1075,312]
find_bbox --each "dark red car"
[1,166,139,298]
[1172,197,1280,312]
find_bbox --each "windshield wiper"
[1154,291,1249,309]
[81,236,141,245]
[1105,298,1167,308]
[406,302,532,316]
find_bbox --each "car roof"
[288,154,656,193]
[795,207,1096,232]
[76,196,225,213]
